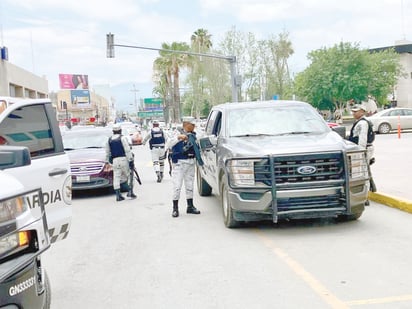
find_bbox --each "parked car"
[367,107,412,134]
[327,122,346,138]
[120,123,143,145]
[62,127,117,191]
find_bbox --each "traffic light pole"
[106,33,239,102]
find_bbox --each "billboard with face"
[59,74,89,90]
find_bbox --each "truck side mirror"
[0,146,31,170]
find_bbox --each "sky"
[1,0,411,110]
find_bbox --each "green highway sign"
[138,110,164,118]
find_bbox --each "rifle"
[133,166,142,185]
[129,154,142,186]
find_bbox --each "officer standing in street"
[106,124,137,201]
[167,117,203,218]
[348,103,376,195]
[348,103,375,165]
[142,120,167,183]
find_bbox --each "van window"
[0,105,55,157]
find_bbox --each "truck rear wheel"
[221,181,240,228]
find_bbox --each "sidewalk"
[367,132,412,213]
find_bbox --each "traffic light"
[106,33,115,58]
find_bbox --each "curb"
[369,192,412,213]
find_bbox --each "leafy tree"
[294,42,402,117]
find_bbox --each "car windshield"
[63,130,111,149]
[227,105,329,137]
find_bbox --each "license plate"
[76,175,90,182]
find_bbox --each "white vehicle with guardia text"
[0,97,72,308]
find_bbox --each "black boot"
[115,189,125,202]
[160,171,164,181]
[127,190,137,199]
[186,198,200,214]
[156,171,162,183]
[172,200,179,217]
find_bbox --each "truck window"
[0,105,56,157]
[205,110,222,136]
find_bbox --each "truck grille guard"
[228,151,349,222]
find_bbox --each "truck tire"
[221,180,240,228]
[43,270,51,309]
[337,211,363,222]
[197,166,212,196]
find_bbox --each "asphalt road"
[43,137,412,309]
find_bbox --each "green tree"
[260,31,294,100]
[188,28,213,118]
[294,42,402,117]
[153,42,190,123]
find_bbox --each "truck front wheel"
[221,181,240,228]
[42,270,51,309]
[197,166,212,196]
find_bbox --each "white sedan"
[367,107,412,134]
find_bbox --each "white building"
[370,40,412,108]
[0,50,49,98]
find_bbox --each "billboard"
[59,74,89,89]
[70,90,91,109]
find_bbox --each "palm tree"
[153,42,190,123]
[190,29,213,117]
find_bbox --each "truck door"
[0,101,72,243]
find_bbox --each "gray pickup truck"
[197,100,370,228]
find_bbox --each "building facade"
[369,40,412,108]
[0,58,48,99]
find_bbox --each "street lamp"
[106,33,239,103]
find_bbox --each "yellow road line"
[347,294,412,306]
[255,229,349,309]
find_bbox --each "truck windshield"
[228,105,329,137]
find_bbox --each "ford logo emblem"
[297,166,316,175]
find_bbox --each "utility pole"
[130,84,139,116]
[106,33,239,103]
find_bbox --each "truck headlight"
[228,159,255,186]
[0,195,31,259]
[347,151,369,180]
[0,231,30,259]
[0,196,27,223]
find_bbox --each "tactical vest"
[348,118,375,146]
[109,136,126,158]
[149,129,165,148]
[171,140,195,163]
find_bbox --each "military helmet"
[112,123,122,132]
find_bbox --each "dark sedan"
[62,127,118,191]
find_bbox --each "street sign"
[144,97,163,111]
[138,110,164,118]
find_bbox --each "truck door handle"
[49,168,68,177]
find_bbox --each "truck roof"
[213,100,312,111]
